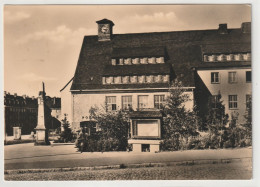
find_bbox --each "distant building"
[4,92,61,136]
[61,19,251,152]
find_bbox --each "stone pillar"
[13,127,21,140]
[132,144,142,152]
[35,82,50,145]
[150,144,160,153]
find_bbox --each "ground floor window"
[138,95,148,109]
[211,95,220,109]
[228,95,238,109]
[122,96,132,110]
[246,94,252,109]
[154,95,165,109]
[106,96,117,111]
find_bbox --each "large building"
[62,19,251,152]
[4,92,61,136]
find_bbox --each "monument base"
[34,128,50,146]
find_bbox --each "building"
[63,19,251,152]
[4,92,62,136]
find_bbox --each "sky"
[4,5,251,97]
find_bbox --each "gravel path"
[5,161,252,180]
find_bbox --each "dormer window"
[204,53,251,62]
[234,54,241,61]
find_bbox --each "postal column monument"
[35,82,50,145]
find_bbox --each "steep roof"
[111,46,166,58]
[71,25,251,91]
[60,77,74,92]
[103,64,172,76]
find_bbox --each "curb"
[4,157,251,175]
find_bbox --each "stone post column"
[35,82,50,145]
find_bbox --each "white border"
[1,1,259,187]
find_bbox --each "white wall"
[198,68,252,123]
[60,80,73,123]
[71,90,194,131]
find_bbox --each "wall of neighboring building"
[61,80,73,123]
[71,90,194,131]
[197,68,252,123]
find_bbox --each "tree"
[89,106,129,151]
[161,80,199,150]
[59,114,74,143]
[242,96,252,139]
[204,92,229,148]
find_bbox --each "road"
[5,161,252,180]
[4,143,252,170]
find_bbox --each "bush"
[76,134,122,152]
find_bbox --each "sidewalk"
[4,143,252,171]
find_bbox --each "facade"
[4,91,61,136]
[65,19,251,152]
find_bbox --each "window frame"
[246,71,252,83]
[121,95,133,110]
[246,94,252,109]
[211,72,220,84]
[211,95,219,109]
[105,96,117,111]
[154,95,165,109]
[138,95,149,109]
[228,71,237,84]
[228,95,238,109]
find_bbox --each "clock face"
[101,25,109,34]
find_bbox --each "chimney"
[32,96,35,100]
[14,93,17,97]
[218,24,228,34]
[241,22,251,33]
[22,94,26,99]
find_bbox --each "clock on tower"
[96,18,114,41]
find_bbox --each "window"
[246,94,252,109]
[154,95,165,109]
[228,72,237,83]
[228,95,238,109]
[106,96,117,111]
[246,71,251,82]
[138,95,148,109]
[211,72,219,83]
[122,96,132,110]
[211,95,220,109]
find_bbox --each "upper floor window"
[228,95,238,109]
[246,71,251,83]
[211,72,219,84]
[106,96,117,111]
[122,96,132,110]
[138,95,148,109]
[154,95,165,109]
[228,72,237,83]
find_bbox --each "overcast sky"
[4,5,251,97]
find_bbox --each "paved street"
[5,161,252,180]
[4,142,252,170]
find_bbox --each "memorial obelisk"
[35,82,50,145]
